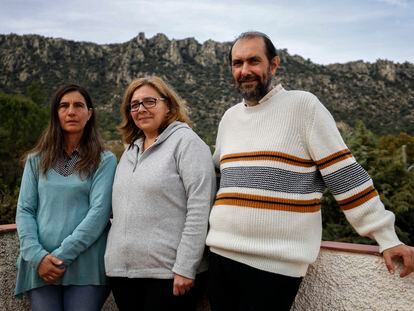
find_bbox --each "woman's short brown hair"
[118,76,191,144]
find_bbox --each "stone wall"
[293,245,414,310]
[0,231,30,311]
[2,226,414,311]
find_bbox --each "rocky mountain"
[1,33,413,144]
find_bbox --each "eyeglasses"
[130,97,165,112]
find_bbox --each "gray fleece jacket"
[105,121,216,279]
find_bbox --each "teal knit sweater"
[15,151,117,296]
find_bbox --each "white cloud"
[0,0,413,64]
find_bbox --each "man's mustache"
[238,75,259,83]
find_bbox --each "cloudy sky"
[1,0,413,64]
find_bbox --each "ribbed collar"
[259,84,284,104]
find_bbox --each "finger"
[50,256,63,266]
[46,272,63,282]
[173,283,179,296]
[50,265,66,274]
[55,265,66,274]
[55,264,66,270]
[399,251,414,277]
[400,268,412,278]
[47,272,59,279]
[43,270,58,278]
[178,286,186,296]
[48,270,64,278]
[383,252,395,274]
[176,283,188,296]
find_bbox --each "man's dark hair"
[228,31,278,65]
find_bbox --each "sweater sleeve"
[306,98,401,252]
[172,135,216,279]
[51,152,117,265]
[16,156,49,269]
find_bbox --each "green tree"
[322,121,414,245]
[373,133,414,244]
[0,92,48,224]
[25,81,47,106]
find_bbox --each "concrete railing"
[293,242,414,310]
[1,224,413,311]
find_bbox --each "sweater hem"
[106,269,174,279]
[15,279,108,297]
[210,247,309,277]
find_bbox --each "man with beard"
[206,31,414,311]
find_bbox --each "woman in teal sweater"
[15,84,117,311]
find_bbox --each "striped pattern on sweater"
[221,151,315,167]
[215,192,321,213]
[216,148,377,212]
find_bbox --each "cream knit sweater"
[206,84,401,277]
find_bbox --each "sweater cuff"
[51,248,72,266]
[31,249,49,270]
[172,264,195,280]
[371,227,402,253]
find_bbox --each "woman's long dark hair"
[27,84,104,177]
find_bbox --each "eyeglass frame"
[129,96,166,112]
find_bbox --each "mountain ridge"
[1,32,413,143]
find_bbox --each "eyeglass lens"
[130,97,158,111]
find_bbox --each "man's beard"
[236,70,273,102]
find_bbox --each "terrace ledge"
[1,224,413,310]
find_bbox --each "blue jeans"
[28,285,110,311]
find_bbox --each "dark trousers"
[208,253,302,311]
[109,273,207,311]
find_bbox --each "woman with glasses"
[105,76,215,310]
[15,84,117,310]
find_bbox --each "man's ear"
[270,56,280,75]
